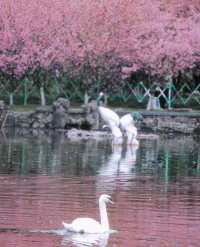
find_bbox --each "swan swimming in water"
[62,194,113,234]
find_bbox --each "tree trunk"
[84,91,90,105]
[40,86,46,106]
[9,93,13,106]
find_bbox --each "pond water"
[0,131,200,247]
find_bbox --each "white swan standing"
[120,113,138,145]
[97,92,142,145]
[62,194,113,234]
[97,93,123,145]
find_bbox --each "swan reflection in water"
[102,143,138,175]
[119,144,138,174]
[62,232,110,247]
[96,143,139,194]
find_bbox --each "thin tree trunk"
[9,93,13,106]
[84,91,90,105]
[40,86,46,106]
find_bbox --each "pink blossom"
[0,0,199,76]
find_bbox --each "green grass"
[9,104,200,114]
[10,104,40,112]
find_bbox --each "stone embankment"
[2,98,200,134]
[5,98,99,130]
[140,111,200,134]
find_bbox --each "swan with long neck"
[97,92,142,145]
[97,93,123,145]
[62,194,113,234]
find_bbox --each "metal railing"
[0,78,199,108]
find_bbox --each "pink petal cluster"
[0,0,199,77]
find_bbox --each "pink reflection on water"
[0,232,61,247]
[112,177,200,246]
[0,175,200,247]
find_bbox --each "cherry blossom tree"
[0,0,199,81]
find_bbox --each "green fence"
[0,78,199,109]
[108,81,200,109]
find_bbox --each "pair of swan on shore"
[97,92,143,145]
[62,194,113,234]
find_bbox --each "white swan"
[102,122,123,145]
[97,93,123,145]
[62,194,113,234]
[97,92,142,145]
[120,113,138,145]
